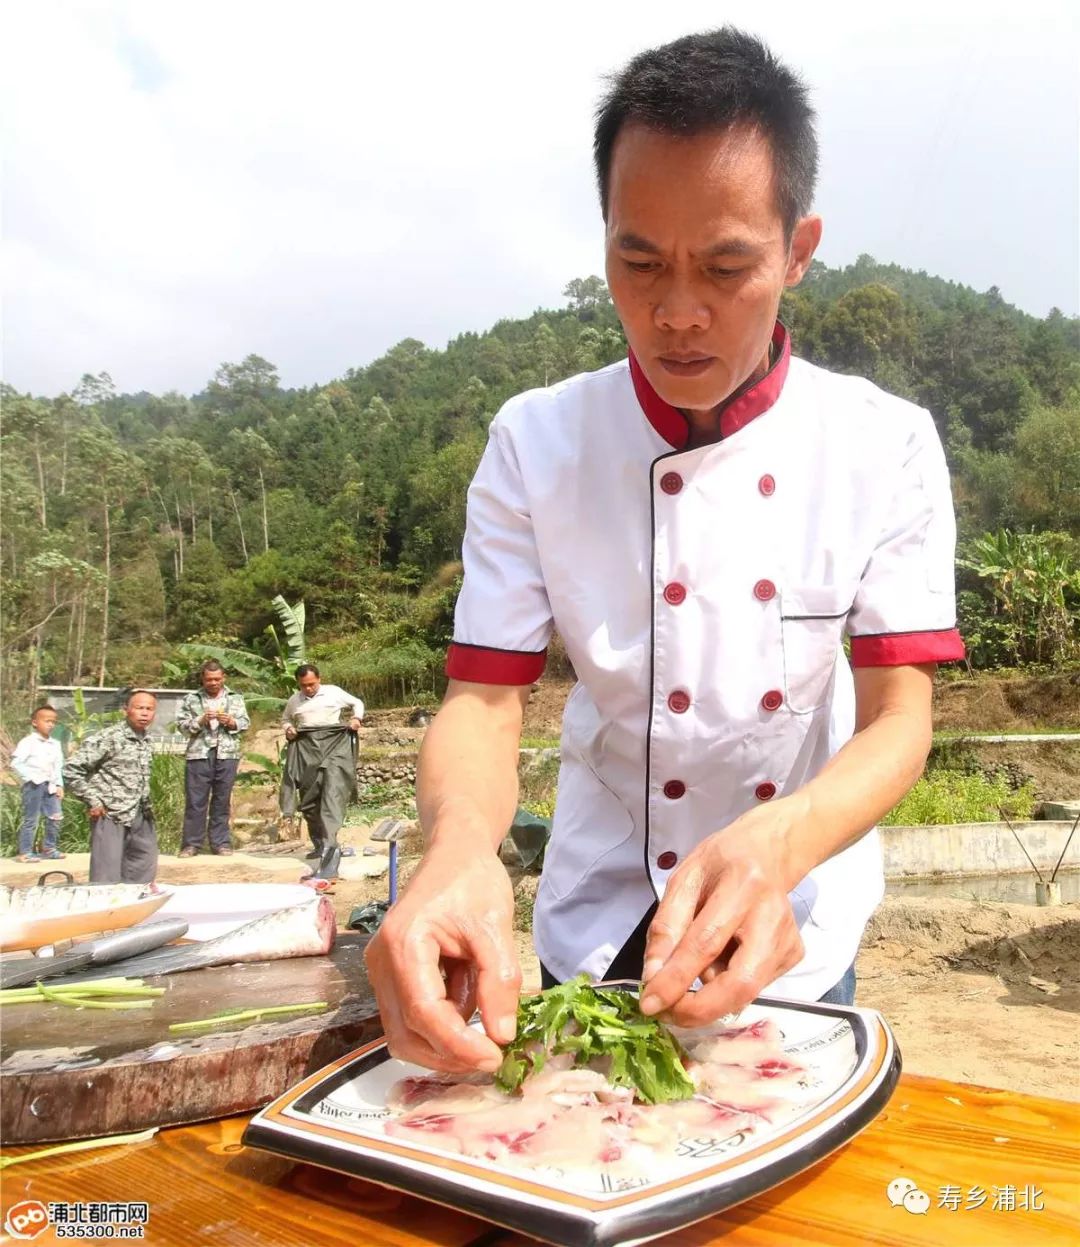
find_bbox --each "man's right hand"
[88,805,106,819]
[284,725,297,741]
[365,844,521,1074]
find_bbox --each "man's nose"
[654,271,710,332]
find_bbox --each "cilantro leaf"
[494,975,695,1104]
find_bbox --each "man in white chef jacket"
[366,27,964,1074]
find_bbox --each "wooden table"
[1,1075,1076,1245]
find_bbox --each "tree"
[73,425,136,685]
[533,321,559,387]
[144,436,215,573]
[4,394,54,528]
[170,540,230,639]
[1011,397,1080,533]
[73,371,117,407]
[402,435,486,571]
[226,429,276,553]
[817,284,916,378]
[563,276,613,318]
[207,355,280,407]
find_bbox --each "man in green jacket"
[175,660,250,857]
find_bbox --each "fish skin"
[41,897,336,982]
[0,884,157,916]
[0,919,190,989]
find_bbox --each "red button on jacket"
[667,690,691,714]
[657,850,678,870]
[753,578,777,602]
[663,582,686,605]
[663,780,686,799]
[660,472,683,495]
[759,473,776,496]
[755,781,777,801]
[761,689,783,712]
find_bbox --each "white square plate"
[244,986,900,1247]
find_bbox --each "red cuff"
[850,628,966,667]
[445,643,547,685]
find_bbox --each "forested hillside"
[2,259,1078,708]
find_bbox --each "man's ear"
[785,215,823,287]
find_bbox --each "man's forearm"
[417,681,527,856]
[779,665,934,886]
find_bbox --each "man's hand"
[639,801,805,1027]
[88,805,107,819]
[284,725,297,741]
[348,716,362,732]
[365,845,521,1073]
[55,788,64,800]
[218,713,236,730]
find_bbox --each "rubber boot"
[309,844,341,882]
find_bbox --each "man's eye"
[624,260,659,273]
[708,266,741,278]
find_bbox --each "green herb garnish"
[494,975,695,1105]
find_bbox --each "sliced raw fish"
[679,1018,785,1064]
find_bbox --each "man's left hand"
[218,713,236,730]
[638,801,806,1027]
[348,717,362,732]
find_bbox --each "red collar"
[628,321,791,449]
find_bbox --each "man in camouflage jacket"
[175,660,250,856]
[66,690,158,883]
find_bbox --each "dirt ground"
[933,670,1080,732]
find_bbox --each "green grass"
[933,727,1080,740]
[882,769,1037,826]
[348,782,415,825]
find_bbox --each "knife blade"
[0,918,190,989]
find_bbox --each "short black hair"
[295,664,320,680]
[124,688,157,705]
[200,659,225,674]
[31,703,57,719]
[594,28,818,236]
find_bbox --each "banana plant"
[959,530,1080,665]
[163,596,309,709]
[264,595,307,667]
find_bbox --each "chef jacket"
[447,323,964,1000]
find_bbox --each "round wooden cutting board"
[0,934,382,1145]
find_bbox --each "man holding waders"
[280,664,365,881]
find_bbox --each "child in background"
[11,705,66,863]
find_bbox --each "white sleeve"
[446,415,554,685]
[10,737,32,783]
[847,409,965,666]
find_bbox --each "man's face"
[33,710,58,738]
[125,694,157,732]
[201,668,225,697]
[604,124,821,413]
[297,672,321,698]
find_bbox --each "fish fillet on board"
[45,896,336,982]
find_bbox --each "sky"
[3,0,1078,398]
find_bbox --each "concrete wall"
[38,686,189,754]
[881,820,1079,879]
